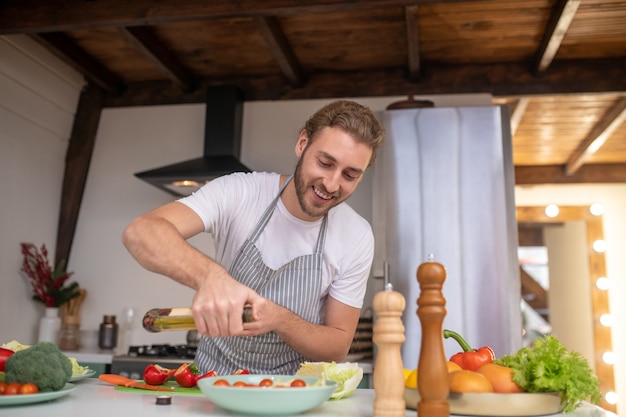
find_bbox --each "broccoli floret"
[4,341,72,392]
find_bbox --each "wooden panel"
[418,0,553,63]
[66,27,165,82]
[279,8,407,72]
[558,0,626,59]
[511,94,624,166]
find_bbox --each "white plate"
[405,388,564,416]
[69,368,96,382]
[0,383,76,406]
[197,375,337,416]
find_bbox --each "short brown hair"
[302,100,385,166]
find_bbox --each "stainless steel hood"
[134,85,251,197]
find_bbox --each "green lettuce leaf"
[296,361,363,400]
[495,335,601,413]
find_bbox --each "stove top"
[127,344,197,359]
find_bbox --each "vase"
[38,307,61,344]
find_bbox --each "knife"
[99,374,174,392]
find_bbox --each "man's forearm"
[122,215,220,290]
[273,306,353,362]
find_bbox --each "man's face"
[292,126,373,220]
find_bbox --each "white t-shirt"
[178,171,373,308]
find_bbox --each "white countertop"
[2,379,616,417]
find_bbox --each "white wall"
[0,35,84,343]
[516,184,626,416]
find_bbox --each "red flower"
[20,243,79,307]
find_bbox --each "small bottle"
[98,315,119,350]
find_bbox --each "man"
[122,100,384,375]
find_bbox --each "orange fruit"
[448,370,494,393]
[477,363,525,393]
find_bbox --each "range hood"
[135,85,251,197]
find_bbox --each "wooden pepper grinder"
[373,281,406,417]
[416,258,449,417]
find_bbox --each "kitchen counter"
[4,379,616,417]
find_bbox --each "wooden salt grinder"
[373,283,406,417]
[417,261,449,417]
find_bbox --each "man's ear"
[295,130,308,157]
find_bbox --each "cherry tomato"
[233,381,247,387]
[18,383,39,395]
[0,382,7,395]
[258,378,273,387]
[213,379,230,386]
[5,382,22,395]
[290,379,307,388]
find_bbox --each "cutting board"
[114,381,204,396]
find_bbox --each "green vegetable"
[495,335,600,413]
[4,341,72,392]
[296,361,363,400]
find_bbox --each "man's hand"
[191,268,263,337]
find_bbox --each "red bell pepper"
[232,369,250,375]
[143,363,175,385]
[197,369,218,383]
[443,329,495,372]
[0,347,14,372]
[174,363,201,387]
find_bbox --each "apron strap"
[247,174,293,244]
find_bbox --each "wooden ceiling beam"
[119,26,196,93]
[565,96,626,175]
[515,163,626,185]
[0,0,485,34]
[254,16,304,87]
[55,83,104,267]
[101,59,626,107]
[404,5,421,81]
[31,33,125,95]
[510,97,530,136]
[534,0,581,74]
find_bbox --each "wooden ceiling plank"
[55,83,104,267]
[404,5,421,81]
[31,33,125,95]
[510,97,530,136]
[534,0,581,74]
[565,96,626,175]
[254,16,304,87]
[119,26,196,93]
[0,0,484,34]
[515,163,626,185]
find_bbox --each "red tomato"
[233,381,247,387]
[212,379,230,386]
[290,379,307,388]
[5,382,21,395]
[0,382,7,395]
[258,378,273,387]
[18,383,39,395]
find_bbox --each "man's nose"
[322,171,341,194]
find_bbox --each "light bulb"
[592,240,607,253]
[604,391,618,405]
[599,314,614,327]
[602,351,616,365]
[596,277,610,290]
[590,203,604,216]
[544,204,559,217]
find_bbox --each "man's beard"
[293,158,341,219]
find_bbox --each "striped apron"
[195,175,328,375]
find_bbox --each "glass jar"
[59,315,81,350]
